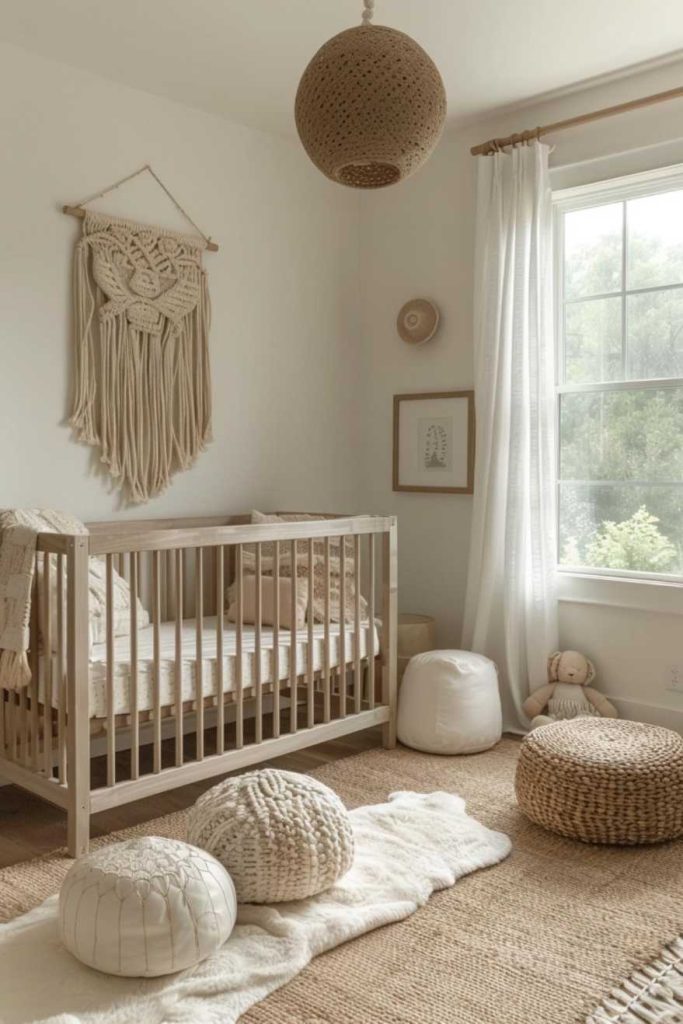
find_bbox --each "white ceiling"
[2,0,683,136]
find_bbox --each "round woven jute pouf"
[187,768,354,903]
[515,718,683,845]
[295,23,446,189]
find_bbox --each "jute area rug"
[1,739,681,1024]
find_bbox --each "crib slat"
[290,539,297,733]
[130,551,140,779]
[339,537,346,719]
[38,554,51,774]
[255,543,263,744]
[195,548,204,761]
[368,534,376,710]
[273,541,280,738]
[174,549,183,768]
[307,537,314,728]
[354,534,362,714]
[105,554,115,786]
[323,537,331,723]
[19,683,28,767]
[29,560,39,769]
[152,550,162,773]
[56,555,67,781]
[235,544,244,749]
[216,546,225,755]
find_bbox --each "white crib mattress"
[42,617,379,719]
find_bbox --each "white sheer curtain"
[462,141,558,732]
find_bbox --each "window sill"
[557,568,683,616]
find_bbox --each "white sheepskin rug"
[0,791,511,1024]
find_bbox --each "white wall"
[0,42,362,522]
[359,58,683,728]
[2,38,682,730]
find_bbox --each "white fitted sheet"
[41,616,379,719]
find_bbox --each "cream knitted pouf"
[59,837,237,977]
[187,768,355,903]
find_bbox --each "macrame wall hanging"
[63,165,219,504]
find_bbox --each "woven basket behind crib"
[515,718,683,845]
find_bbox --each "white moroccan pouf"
[187,768,354,903]
[397,650,502,755]
[59,837,237,977]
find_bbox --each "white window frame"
[553,163,683,595]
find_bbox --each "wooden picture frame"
[393,391,475,494]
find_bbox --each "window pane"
[559,482,683,575]
[565,296,622,383]
[560,388,683,483]
[627,190,683,290]
[626,287,683,380]
[564,203,622,299]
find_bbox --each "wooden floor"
[0,725,383,868]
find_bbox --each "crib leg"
[382,716,397,750]
[381,524,398,750]
[67,800,89,858]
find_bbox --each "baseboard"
[610,695,683,734]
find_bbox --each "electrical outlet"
[665,664,683,694]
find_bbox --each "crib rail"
[0,514,397,856]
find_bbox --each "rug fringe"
[587,936,683,1024]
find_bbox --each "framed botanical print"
[393,391,475,494]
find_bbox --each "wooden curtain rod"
[470,84,683,156]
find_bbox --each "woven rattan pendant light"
[295,0,446,189]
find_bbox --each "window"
[554,168,683,582]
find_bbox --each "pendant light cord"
[361,0,374,24]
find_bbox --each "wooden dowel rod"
[195,548,204,761]
[235,545,244,750]
[290,540,298,733]
[216,546,225,756]
[339,538,346,719]
[130,551,140,780]
[307,537,314,729]
[57,554,67,781]
[61,205,220,251]
[174,550,184,768]
[353,534,362,715]
[273,541,281,739]
[105,554,115,786]
[255,543,263,745]
[41,554,52,776]
[471,84,683,156]
[152,550,162,772]
[323,537,331,724]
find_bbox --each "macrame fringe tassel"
[0,649,31,692]
[70,240,98,445]
[587,937,683,1024]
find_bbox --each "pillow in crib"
[227,575,307,631]
[38,556,150,649]
[246,511,367,626]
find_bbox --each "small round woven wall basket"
[295,24,446,189]
[397,299,440,344]
[515,718,683,845]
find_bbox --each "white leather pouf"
[59,837,237,977]
[397,650,502,754]
[188,768,354,904]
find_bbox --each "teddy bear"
[522,650,618,730]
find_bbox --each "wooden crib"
[0,512,397,856]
